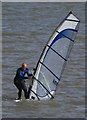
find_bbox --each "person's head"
[22,63,27,69]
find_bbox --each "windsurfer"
[14,63,32,100]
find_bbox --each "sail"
[29,11,80,100]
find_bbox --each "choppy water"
[2,2,85,118]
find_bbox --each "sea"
[2,2,85,118]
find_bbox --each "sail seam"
[47,45,67,61]
[39,61,60,81]
[56,31,75,42]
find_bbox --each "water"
[2,2,85,118]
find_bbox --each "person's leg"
[14,81,22,99]
[21,81,28,99]
[27,85,32,98]
[27,79,33,98]
[18,88,22,99]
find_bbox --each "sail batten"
[40,61,60,81]
[29,12,80,100]
[47,45,67,61]
[65,18,80,22]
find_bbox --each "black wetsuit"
[14,67,32,99]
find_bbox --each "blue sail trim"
[56,31,74,42]
[43,28,77,61]
[50,28,77,47]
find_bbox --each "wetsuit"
[14,67,32,99]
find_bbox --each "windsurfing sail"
[29,11,80,100]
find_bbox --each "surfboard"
[14,99,22,102]
[14,99,30,102]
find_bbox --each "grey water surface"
[2,2,85,118]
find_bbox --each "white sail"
[29,11,80,100]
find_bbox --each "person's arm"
[26,69,32,80]
[25,68,32,76]
[27,71,32,77]
[19,71,24,79]
[19,71,30,79]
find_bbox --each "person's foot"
[25,99,29,101]
[15,98,21,100]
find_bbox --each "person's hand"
[28,76,32,80]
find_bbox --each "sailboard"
[29,11,80,100]
[14,99,22,102]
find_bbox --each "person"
[14,63,32,100]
